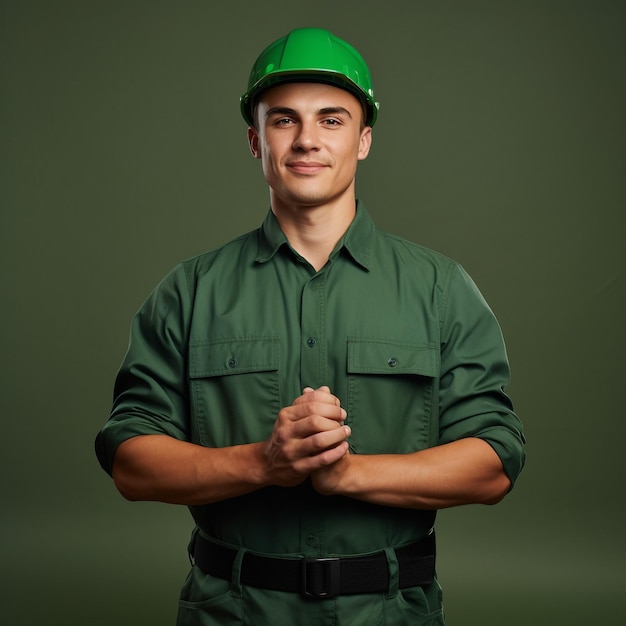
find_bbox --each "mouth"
[286,161,329,175]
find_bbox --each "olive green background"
[2,1,624,624]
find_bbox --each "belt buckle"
[301,557,341,599]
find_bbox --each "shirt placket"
[299,269,327,556]
[300,271,326,390]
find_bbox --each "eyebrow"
[264,106,353,120]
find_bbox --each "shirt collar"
[255,209,289,263]
[256,200,374,271]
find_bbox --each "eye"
[322,118,341,126]
[274,117,295,126]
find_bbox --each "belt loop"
[187,527,199,567]
[230,548,247,599]
[384,548,399,599]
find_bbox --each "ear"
[248,127,261,159]
[357,126,372,161]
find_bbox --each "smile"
[286,161,329,174]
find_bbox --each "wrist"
[249,441,276,488]
[312,450,352,496]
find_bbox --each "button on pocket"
[346,338,439,454]
[348,339,437,376]
[190,337,278,378]
[188,337,280,446]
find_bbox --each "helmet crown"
[240,28,378,127]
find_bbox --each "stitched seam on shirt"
[189,336,279,377]
[346,337,433,348]
[439,262,458,334]
[319,273,326,385]
[346,337,437,376]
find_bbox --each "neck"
[270,196,356,271]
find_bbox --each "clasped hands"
[263,386,351,494]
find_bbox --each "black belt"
[191,530,435,599]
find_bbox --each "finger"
[295,440,349,473]
[293,388,342,408]
[310,415,349,437]
[301,424,351,456]
[302,386,331,394]
[270,422,348,467]
[304,402,347,423]
[314,386,343,407]
[280,400,347,426]
[315,440,349,466]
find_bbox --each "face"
[248,82,372,213]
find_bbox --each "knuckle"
[277,407,292,422]
[273,425,288,444]
[309,415,324,431]
[310,415,334,433]
[305,400,320,415]
[309,431,327,451]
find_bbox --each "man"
[96,27,525,625]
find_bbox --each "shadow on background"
[2,1,624,624]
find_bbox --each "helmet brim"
[240,70,378,128]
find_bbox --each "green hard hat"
[240,28,379,127]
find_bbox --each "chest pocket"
[346,338,439,454]
[188,337,280,447]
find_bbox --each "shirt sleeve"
[438,264,526,488]
[94,263,192,476]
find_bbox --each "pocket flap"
[189,337,279,378]
[347,338,438,376]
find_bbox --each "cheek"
[258,136,277,161]
[262,147,279,169]
[260,148,284,181]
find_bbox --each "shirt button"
[388,357,398,367]
[306,337,317,348]
[305,534,316,546]
[227,357,238,368]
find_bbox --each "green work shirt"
[95,203,525,625]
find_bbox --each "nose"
[292,121,320,151]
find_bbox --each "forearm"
[112,435,270,505]
[111,389,351,505]
[315,438,511,509]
